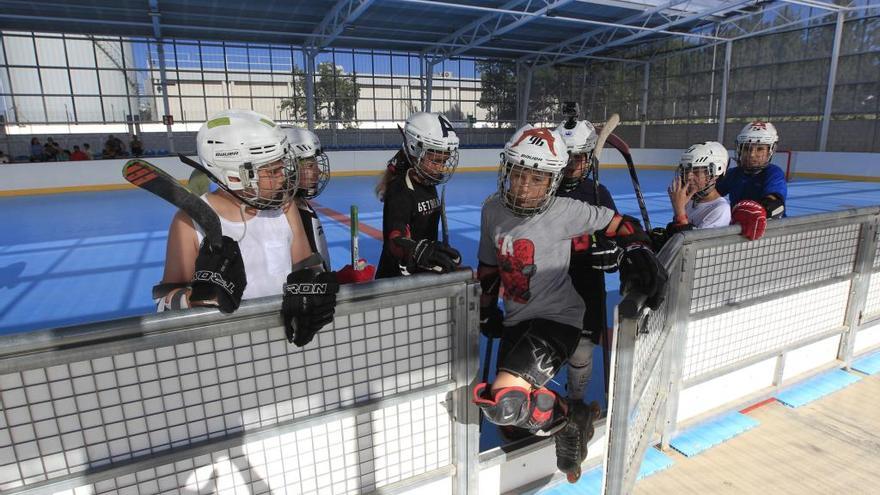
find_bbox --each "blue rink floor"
[3,169,880,450]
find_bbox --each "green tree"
[280,62,360,128]
[476,60,518,126]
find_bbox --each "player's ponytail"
[375,149,412,201]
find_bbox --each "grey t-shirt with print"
[478,194,616,329]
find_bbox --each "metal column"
[150,0,175,154]
[425,59,434,113]
[305,51,316,130]
[419,54,426,111]
[640,62,650,148]
[518,63,533,127]
[819,12,845,152]
[155,43,175,153]
[717,41,731,143]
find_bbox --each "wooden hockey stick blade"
[123,159,223,249]
[593,113,620,162]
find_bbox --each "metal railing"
[602,206,880,495]
[0,271,481,495]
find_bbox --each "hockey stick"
[591,115,620,397]
[350,205,363,271]
[123,159,222,250]
[440,185,449,246]
[607,133,652,232]
[593,113,620,169]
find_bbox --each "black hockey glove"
[619,245,668,311]
[282,268,340,347]
[393,237,461,273]
[480,303,504,339]
[190,235,246,314]
[586,233,623,272]
[649,227,670,252]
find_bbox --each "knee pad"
[499,333,567,387]
[473,383,561,434]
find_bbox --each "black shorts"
[497,318,582,388]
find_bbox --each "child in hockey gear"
[666,141,731,235]
[474,125,668,483]
[158,110,338,347]
[283,127,375,284]
[555,117,620,405]
[375,112,462,279]
[716,121,787,240]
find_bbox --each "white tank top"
[195,195,293,300]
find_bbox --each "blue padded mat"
[851,351,880,375]
[776,369,861,408]
[669,411,759,457]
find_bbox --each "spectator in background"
[130,135,144,157]
[105,135,125,157]
[103,141,118,159]
[30,138,44,162]
[60,149,71,161]
[70,145,88,161]
[0,149,10,164]
[83,143,94,160]
[44,139,60,161]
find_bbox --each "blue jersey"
[716,164,787,210]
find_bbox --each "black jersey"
[557,178,617,343]
[557,178,617,211]
[376,170,441,279]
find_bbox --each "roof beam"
[529,0,755,67]
[425,0,580,64]
[516,0,691,67]
[418,0,529,64]
[776,0,848,11]
[306,0,376,53]
[148,0,161,38]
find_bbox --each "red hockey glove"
[732,200,767,241]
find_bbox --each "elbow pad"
[759,196,785,219]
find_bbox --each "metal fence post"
[838,217,878,367]
[602,306,636,495]
[453,281,481,495]
[660,245,697,450]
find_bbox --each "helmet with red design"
[498,124,569,217]
[735,121,778,174]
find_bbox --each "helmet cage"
[409,146,460,185]
[735,141,777,174]
[231,150,298,210]
[295,151,330,199]
[498,159,562,217]
[677,162,719,201]
[560,151,595,193]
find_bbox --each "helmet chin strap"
[236,203,249,242]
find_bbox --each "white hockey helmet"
[679,141,729,200]
[282,126,330,199]
[402,112,460,185]
[196,109,296,210]
[498,124,569,217]
[555,119,598,192]
[735,121,778,173]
